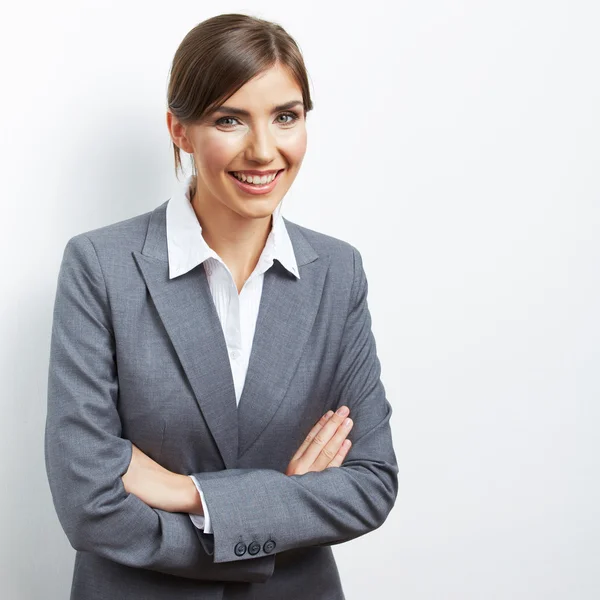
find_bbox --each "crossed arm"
[120,405,355,527]
[45,234,398,581]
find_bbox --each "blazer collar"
[165,175,300,280]
[133,199,328,469]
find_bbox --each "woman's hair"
[167,13,314,179]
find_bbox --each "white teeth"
[231,171,278,184]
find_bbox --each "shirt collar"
[165,175,300,280]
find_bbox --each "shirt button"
[230,349,240,360]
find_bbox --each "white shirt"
[165,175,300,533]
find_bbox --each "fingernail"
[336,406,349,417]
[344,417,352,427]
[325,411,333,419]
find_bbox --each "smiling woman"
[167,65,309,226]
[45,11,398,600]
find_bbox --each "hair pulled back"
[167,13,314,178]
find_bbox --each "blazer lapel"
[236,229,328,457]
[132,200,328,468]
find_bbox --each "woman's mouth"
[227,169,284,195]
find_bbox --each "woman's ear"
[166,111,195,154]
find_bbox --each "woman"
[45,13,398,600]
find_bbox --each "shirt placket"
[224,275,243,364]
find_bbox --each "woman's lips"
[227,169,284,195]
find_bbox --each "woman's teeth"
[231,171,278,184]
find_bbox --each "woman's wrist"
[122,443,205,515]
[175,473,204,515]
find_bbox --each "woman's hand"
[286,406,353,476]
[121,444,203,515]
[122,407,353,510]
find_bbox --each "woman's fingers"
[297,407,351,469]
[311,417,353,471]
[327,439,352,468]
[285,406,354,476]
[289,411,333,463]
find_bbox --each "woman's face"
[170,63,307,221]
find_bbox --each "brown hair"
[166,13,314,179]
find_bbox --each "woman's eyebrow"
[211,100,304,117]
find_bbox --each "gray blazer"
[45,198,399,600]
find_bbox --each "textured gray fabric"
[45,199,399,599]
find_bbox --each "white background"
[0,1,598,598]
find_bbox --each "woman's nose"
[244,126,277,163]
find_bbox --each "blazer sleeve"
[44,234,274,582]
[191,246,399,563]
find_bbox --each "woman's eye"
[215,111,300,129]
[276,111,300,125]
[215,116,240,128]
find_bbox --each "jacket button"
[248,541,261,555]
[234,542,247,556]
[263,539,276,554]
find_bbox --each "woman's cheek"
[281,127,307,163]
[196,133,241,170]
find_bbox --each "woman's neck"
[190,177,273,292]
